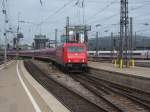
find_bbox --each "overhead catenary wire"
[37,0,150,36]
[87,11,120,29]
[89,1,150,25]
[2,0,149,43]
[73,0,86,24]
[87,0,118,23]
[39,0,76,25]
[130,2,150,11]
[87,0,150,37]
[136,29,150,33]
[38,0,119,26]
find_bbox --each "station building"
[88,35,150,51]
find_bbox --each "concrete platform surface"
[88,61,150,79]
[19,60,71,112]
[0,61,35,112]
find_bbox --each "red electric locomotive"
[55,43,87,71]
[6,43,87,72]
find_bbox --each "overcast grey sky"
[0,0,150,44]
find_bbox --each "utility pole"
[55,29,58,47]
[95,24,101,56]
[125,0,129,67]
[119,0,124,64]
[111,32,114,50]
[96,32,98,57]
[2,0,8,68]
[16,13,20,59]
[134,32,136,50]
[111,32,114,59]
[82,0,85,24]
[119,0,129,68]
[129,17,133,59]
[66,16,69,43]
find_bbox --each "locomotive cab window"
[68,46,84,53]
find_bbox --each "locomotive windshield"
[68,46,84,53]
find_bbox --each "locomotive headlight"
[82,59,85,62]
[68,59,71,62]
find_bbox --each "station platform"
[0,60,70,112]
[88,61,150,93]
[88,61,150,79]
[135,60,150,67]
[0,61,35,112]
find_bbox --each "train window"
[132,53,141,55]
[99,53,112,55]
[68,46,84,53]
[89,53,95,56]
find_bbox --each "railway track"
[24,61,109,112]
[24,60,150,112]
[0,59,4,65]
[0,61,3,65]
[0,56,3,65]
[70,73,150,112]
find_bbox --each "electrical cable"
[87,0,118,23]
[89,1,149,31]
[130,2,150,11]
[39,0,76,25]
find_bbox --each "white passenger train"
[88,50,150,60]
